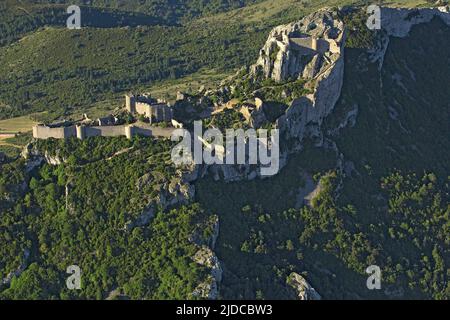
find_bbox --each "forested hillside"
[26,0,264,21]
[0,136,216,299]
[0,0,263,46]
[0,0,274,120]
[0,0,424,122]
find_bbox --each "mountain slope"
[196,10,450,299]
[0,3,448,301]
[0,0,428,122]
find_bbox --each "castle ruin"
[32,94,177,140]
[252,9,345,82]
[125,94,173,123]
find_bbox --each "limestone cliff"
[370,6,450,69]
[264,9,345,152]
[220,6,450,173]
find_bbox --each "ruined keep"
[125,94,173,123]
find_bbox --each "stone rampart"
[33,123,175,140]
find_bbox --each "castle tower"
[125,125,134,140]
[125,94,136,113]
[311,37,318,51]
[76,125,85,140]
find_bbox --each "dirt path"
[106,147,134,161]
[211,99,240,115]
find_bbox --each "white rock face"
[22,143,64,168]
[271,6,450,153]
[306,53,345,125]
[381,7,450,37]
[287,272,321,300]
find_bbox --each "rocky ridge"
[190,215,222,299]
[370,6,450,69]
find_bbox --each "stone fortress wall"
[33,125,70,140]
[33,123,175,140]
[33,94,176,140]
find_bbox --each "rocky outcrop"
[173,91,214,121]
[277,52,344,151]
[248,9,346,154]
[192,246,223,300]
[22,143,64,170]
[126,167,199,230]
[287,272,321,300]
[176,22,340,183]
[247,98,269,129]
[248,6,450,170]
[191,215,222,300]
[251,8,345,82]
